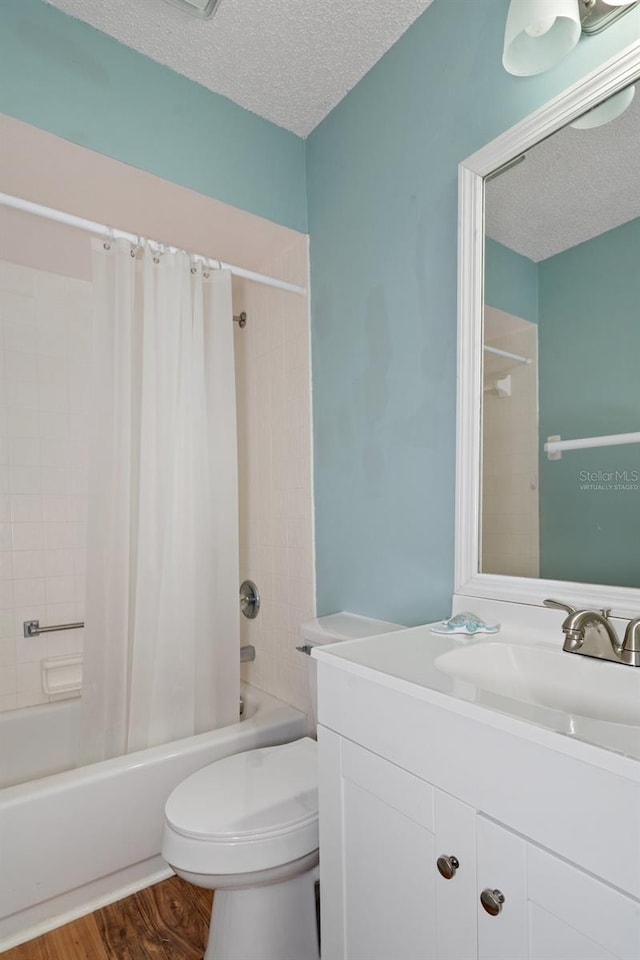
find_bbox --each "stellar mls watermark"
[578,469,639,492]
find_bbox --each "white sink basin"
[434,642,640,727]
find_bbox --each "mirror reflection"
[481,81,640,588]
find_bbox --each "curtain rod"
[0,192,307,297]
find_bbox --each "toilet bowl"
[162,612,403,960]
[164,737,319,960]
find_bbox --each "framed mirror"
[455,38,640,619]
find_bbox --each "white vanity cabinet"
[316,654,640,960]
[319,729,477,960]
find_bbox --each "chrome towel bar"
[24,619,84,638]
[24,624,257,667]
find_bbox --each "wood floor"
[3,877,213,960]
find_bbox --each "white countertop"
[313,623,640,776]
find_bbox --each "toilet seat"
[162,738,318,875]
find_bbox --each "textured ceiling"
[44,0,433,136]
[486,84,640,262]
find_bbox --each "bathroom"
[1,0,639,958]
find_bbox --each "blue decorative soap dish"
[431,612,500,636]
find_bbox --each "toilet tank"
[299,612,404,729]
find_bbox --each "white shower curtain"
[80,239,240,764]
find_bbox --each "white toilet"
[161,612,402,960]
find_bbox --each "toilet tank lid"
[300,611,404,645]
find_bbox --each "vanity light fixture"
[503,0,640,76]
[503,0,582,76]
[161,0,222,18]
[582,0,640,33]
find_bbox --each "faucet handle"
[620,618,640,667]
[544,599,578,615]
[622,618,640,653]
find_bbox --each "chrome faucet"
[544,600,640,667]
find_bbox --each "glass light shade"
[503,0,581,76]
[571,84,636,129]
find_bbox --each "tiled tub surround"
[0,260,91,711]
[1,243,316,718]
[1,117,316,721]
[234,236,316,718]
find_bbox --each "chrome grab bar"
[240,645,255,663]
[24,619,84,638]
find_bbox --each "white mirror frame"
[455,38,640,621]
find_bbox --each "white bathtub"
[0,684,307,950]
[1,697,84,789]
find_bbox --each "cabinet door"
[341,739,437,960]
[434,789,477,960]
[477,816,640,960]
[477,815,528,960]
[528,903,618,960]
[527,844,640,960]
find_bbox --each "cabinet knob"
[480,888,505,916]
[436,855,460,879]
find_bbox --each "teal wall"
[485,238,538,325]
[306,0,640,624]
[538,219,640,588]
[0,0,307,233]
